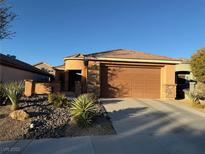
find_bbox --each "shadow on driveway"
[98,99,205,154]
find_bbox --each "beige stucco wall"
[164,65,175,84]
[176,63,191,72]
[161,65,176,99]
[24,80,52,96]
[175,63,195,80]
[35,82,51,94]
[65,60,84,70]
[64,59,87,78]
[64,59,87,92]
[0,64,49,82]
[161,65,175,89]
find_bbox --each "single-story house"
[60,49,181,99]
[33,62,56,75]
[33,62,65,84]
[0,53,52,82]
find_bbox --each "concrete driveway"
[1,99,205,154]
[101,98,205,154]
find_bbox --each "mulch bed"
[0,96,116,141]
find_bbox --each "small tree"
[191,48,205,83]
[0,0,16,40]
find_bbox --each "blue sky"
[1,0,205,66]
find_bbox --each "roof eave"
[64,57,181,64]
[64,57,84,61]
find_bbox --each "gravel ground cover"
[0,95,116,141]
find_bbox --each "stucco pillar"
[161,65,177,100]
[24,80,34,97]
[87,61,100,97]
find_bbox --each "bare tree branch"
[0,0,16,40]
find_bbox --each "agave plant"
[70,94,98,127]
[3,81,24,110]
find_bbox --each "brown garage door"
[100,65,161,99]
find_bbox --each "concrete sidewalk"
[0,136,95,154]
[1,99,205,154]
[1,134,205,154]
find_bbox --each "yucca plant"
[48,93,68,108]
[70,94,98,127]
[3,81,24,110]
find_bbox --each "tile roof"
[0,53,52,77]
[33,62,53,67]
[65,53,84,59]
[54,64,65,70]
[86,49,177,61]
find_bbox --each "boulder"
[9,110,29,121]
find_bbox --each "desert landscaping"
[0,82,115,141]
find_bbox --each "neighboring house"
[33,62,55,75]
[33,62,66,91]
[0,53,52,82]
[59,49,181,99]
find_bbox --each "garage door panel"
[107,80,132,97]
[100,65,161,98]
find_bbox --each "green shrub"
[191,48,205,83]
[70,94,98,127]
[3,81,24,110]
[48,93,68,108]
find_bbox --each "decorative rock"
[9,110,29,121]
[30,123,34,129]
[16,96,71,139]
